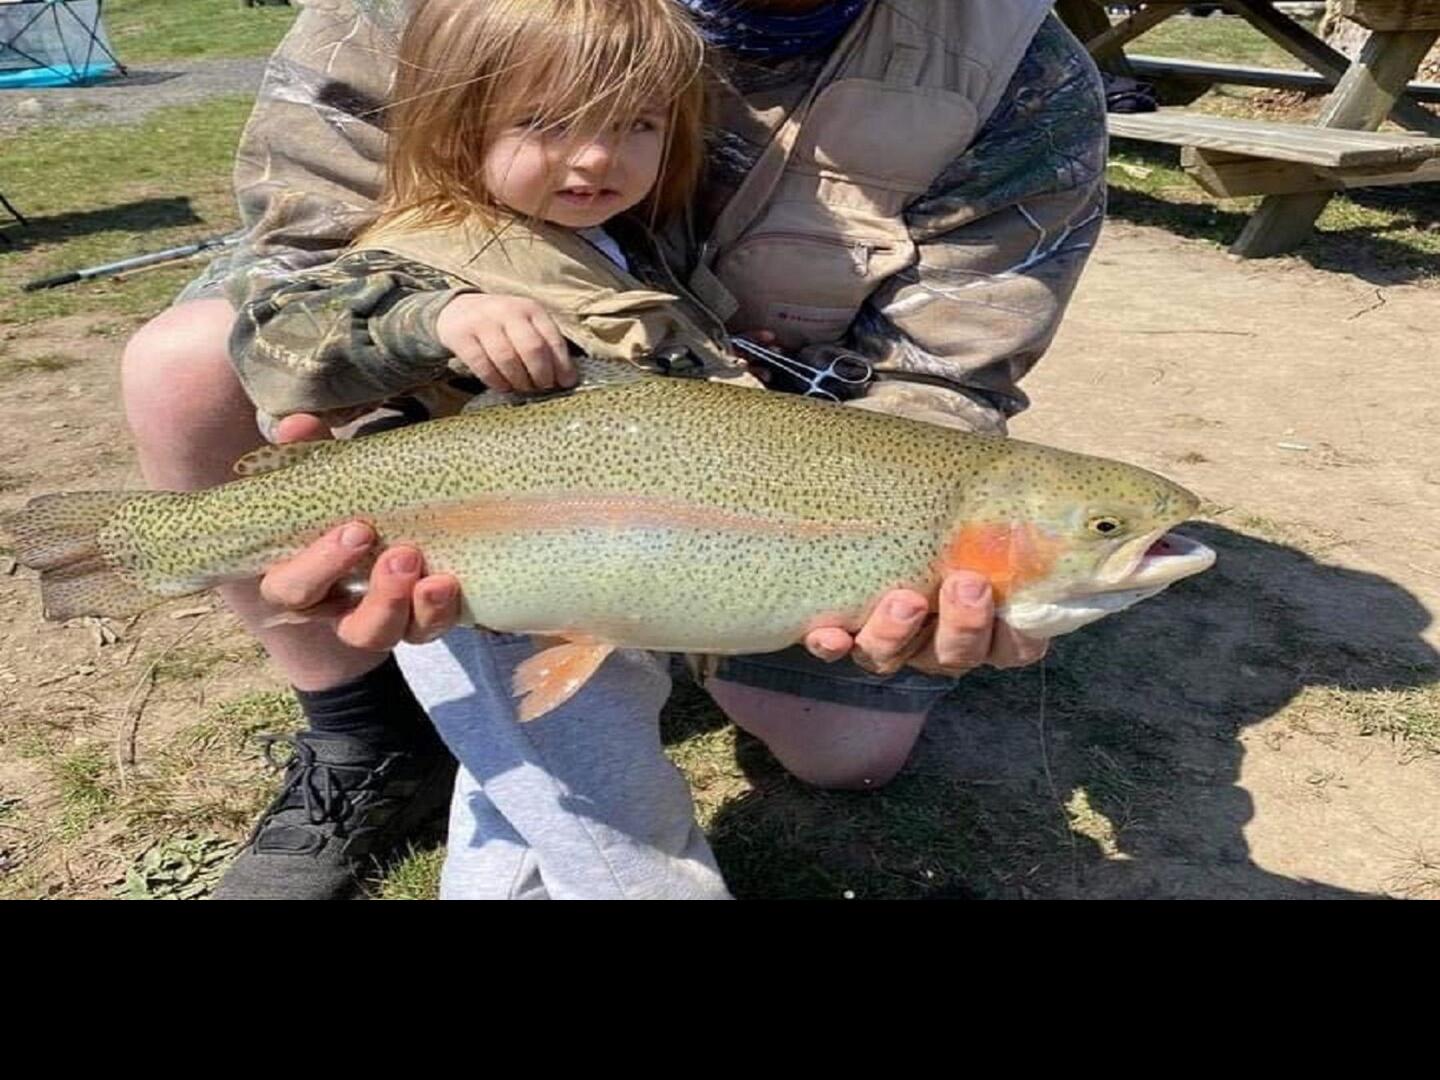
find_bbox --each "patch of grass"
[375,846,445,900]
[0,96,257,326]
[1384,847,1440,900]
[123,690,302,836]
[154,643,263,683]
[1128,11,1314,68]
[1289,683,1440,755]
[0,353,81,378]
[207,690,304,735]
[8,729,56,761]
[105,0,298,64]
[1064,786,1128,861]
[116,834,238,900]
[1106,137,1440,281]
[54,743,116,840]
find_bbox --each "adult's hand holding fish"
[802,576,1047,675]
[259,414,463,649]
[260,414,1043,675]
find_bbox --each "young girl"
[229,0,744,434]
[231,0,747,899]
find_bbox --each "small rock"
[49,420,68,430]
[0,556,16,576]
[14,97,44,118]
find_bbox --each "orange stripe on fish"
[938,522,1067,605]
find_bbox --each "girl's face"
[483,107,669,229]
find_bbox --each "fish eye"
[1088,516,1124,536]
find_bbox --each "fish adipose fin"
[511,636,618,722]
[0,492,159,620]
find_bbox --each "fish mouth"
[1098,530,1216,593]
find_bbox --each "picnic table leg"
[1055,0,1134,74]
[1222,0,1440,134]
[1230,27,1440,258]
[1054,0,1112,46]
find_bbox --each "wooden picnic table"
[1058,1,1440,256]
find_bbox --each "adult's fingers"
[259,522,375,611]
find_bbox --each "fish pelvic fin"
[511,637,617,722]
[0,492,162,620]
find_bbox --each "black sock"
[294,656,437,750]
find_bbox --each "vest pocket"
[717,230,913,349]
[798,79,979,194]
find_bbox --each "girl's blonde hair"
[379,0,707,229]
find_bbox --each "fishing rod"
[21,231,244,292]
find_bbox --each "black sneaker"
[211,730,457,900]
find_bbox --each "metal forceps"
[730,336,873,402]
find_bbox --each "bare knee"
[707,678,925,792]
[783,746,913,792]
[121,298,260,489]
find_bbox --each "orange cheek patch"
[939,522,1066,605]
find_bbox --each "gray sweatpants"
[395,630,731,900]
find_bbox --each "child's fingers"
[455,343,510,393]
[530,313,576,387]
[475,325,535,393]
[504,319,561,390]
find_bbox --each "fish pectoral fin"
[512,638,617,723]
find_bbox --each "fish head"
[939,443,1215,639]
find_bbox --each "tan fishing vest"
[354,212,739,377]
[354,1,1051,368]
[690,0,1053,350]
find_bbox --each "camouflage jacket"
[212,1,1107,435]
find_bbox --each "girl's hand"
[436,293,576,393]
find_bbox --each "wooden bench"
[1109,111,1440,247]
[1063,0,1440,256]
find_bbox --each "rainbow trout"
[2,367,1214,719]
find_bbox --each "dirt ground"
[0,219,1436,899]
[1005,221,1439,898]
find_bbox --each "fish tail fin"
[0,491,163,620]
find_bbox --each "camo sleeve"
[178,0,399,305]
[228,248,475,417]
[845,17,1108,435]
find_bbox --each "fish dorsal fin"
[511,636,617,722]
[233,442,331,477]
